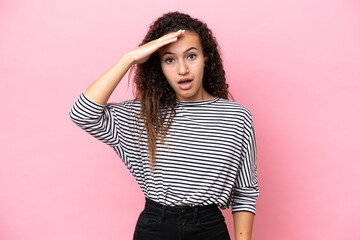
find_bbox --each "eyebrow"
[162,47,198,56]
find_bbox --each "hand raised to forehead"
[127,30,185,65]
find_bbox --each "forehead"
[159,31,203,55]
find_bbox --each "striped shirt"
[69,92,259,214]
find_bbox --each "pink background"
[1,0,359,239]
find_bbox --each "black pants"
[133,198,231,240]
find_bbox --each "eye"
[187,53,197,60]
[165,57,175,64]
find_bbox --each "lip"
[177,78,192,83]
[177,78,193,90]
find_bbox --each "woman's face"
[158,31,210,101]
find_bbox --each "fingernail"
[173,37,178,40]
[177,29,183,33]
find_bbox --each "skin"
[83,29,255,240]
[233,211,255,240]
[84,30,186,105]
[158,31,213,101]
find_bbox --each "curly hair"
[133,11,230,170]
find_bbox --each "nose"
[177,59,189,75]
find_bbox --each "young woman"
[70,12,259,240]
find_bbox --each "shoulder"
[105,98,142,115]
[215,99,255,137]
[215,98,253,120]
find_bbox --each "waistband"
[144,198,221,225]
[145,197,218,214]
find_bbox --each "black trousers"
[133,198,231,240]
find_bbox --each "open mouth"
[178,79,193,90]
[178,79,192,85]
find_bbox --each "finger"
[156,29,185,43]
[166,29,185,38]
[155,30,185,47]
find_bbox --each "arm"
[232,114,259,240]
[84,54,133,105]
[69,30,186,151]
[83,30,185,105]
[233,211,254,240]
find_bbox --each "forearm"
[84,53,134,105]
[233,211,255,240]
[83,30,184,105]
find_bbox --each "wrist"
[122,51,137,66]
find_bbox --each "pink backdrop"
[1,0,359,239]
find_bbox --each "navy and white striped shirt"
[70,92,259,214]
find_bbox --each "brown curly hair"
[133,11,231,170]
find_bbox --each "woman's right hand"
[83,30,185,105]
[127,29,185,65]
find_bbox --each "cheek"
[160,64,168,78]
[161,64,175,81]
[193,62,205,76]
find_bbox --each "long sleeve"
[231,116,260,214]
[69,92,122,146]
[69,92,142,168]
